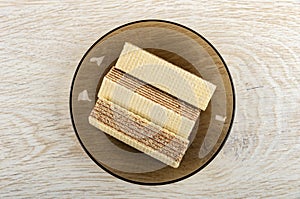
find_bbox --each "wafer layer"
[115,42,216,110]
[89,98,189,168]
[98,67,200,139]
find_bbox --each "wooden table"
[1,1,299,198]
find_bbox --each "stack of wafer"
[89,42,216,168]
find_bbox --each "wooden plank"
[0,0,299,198]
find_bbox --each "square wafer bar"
[115,42,216,111]
[98,67,200,139]
[89,98,189,168]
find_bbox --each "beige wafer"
[115,42,216,111]
[89,43,216,168]
[89,98,189,168]
[98,67,200,139]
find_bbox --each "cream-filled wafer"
[89,98,189,168]
[89,43,217,168]
[115,42,216,111]
[98,67,200,139]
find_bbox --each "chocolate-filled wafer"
[89,98,189,168]
[89,42,216,168]
[115,42,216,111]
[98,67,200,139]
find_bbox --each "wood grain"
[0,0,299,198]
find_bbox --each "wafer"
[98,67,200,139]
[115,42,216,111]
[89,98,189,168]
[89,42,216,168]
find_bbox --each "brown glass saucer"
[70,20,235,185]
